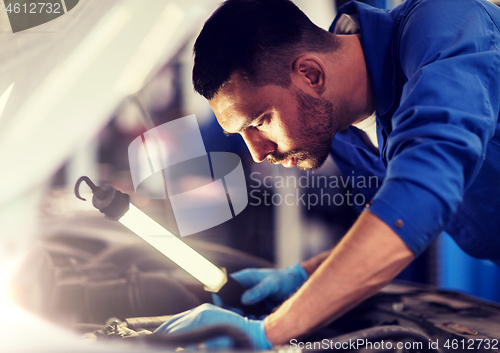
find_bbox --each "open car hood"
[0,0,213,207]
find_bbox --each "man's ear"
[291,55,327,95]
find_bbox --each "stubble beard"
[267,88,345,171]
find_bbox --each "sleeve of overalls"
[367,0,500,256]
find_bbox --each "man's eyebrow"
[222,108,268,136]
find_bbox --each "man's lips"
[267,153,300,168]
[281,157,297,168]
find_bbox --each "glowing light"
[0,264,18,319]
[0,82,14,123]
[119,204,227,291]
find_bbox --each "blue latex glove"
[231,263,308,306]
[154,304,272,350]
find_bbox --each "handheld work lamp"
[74,176,266,314]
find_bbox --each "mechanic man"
[155,0,500,349]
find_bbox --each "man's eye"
[254,114,270,128]
[249,122,263,130]
[250,122,264,130]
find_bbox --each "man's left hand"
[154,304,272,350]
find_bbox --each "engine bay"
[7,212,500,353]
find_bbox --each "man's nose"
[241,130,276,163]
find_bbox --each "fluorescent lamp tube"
[74,176,227,292]
[119,204,226,291]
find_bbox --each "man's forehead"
[215,74,253,103]
[209,76,267,131]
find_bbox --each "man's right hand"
[214,263,308,312]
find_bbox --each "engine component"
[52,265,201,323]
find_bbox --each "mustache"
[266,150,308,164]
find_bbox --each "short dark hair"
[193,0,339,100]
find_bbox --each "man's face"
[209,74,351,170]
